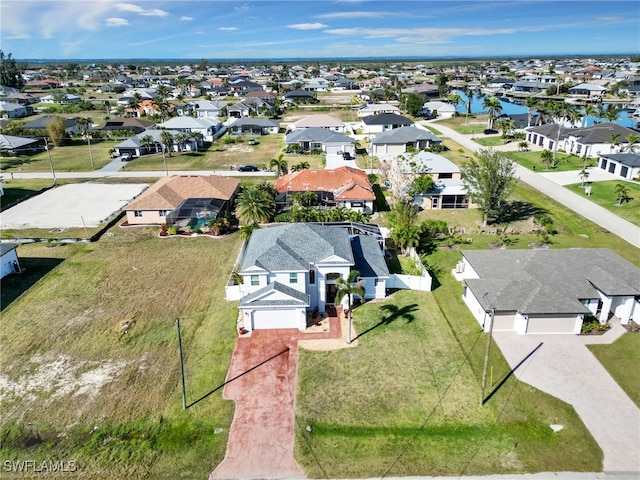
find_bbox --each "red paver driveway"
[210,329,305,480]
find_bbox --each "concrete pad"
[1,183,148,229]
[537,168,621,186]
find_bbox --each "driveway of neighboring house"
[493,320,640,473]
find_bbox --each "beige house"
[124,175,240,226]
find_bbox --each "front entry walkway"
[493,320,640,473]
[211,307,352,480]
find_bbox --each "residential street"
[425,122,640,249]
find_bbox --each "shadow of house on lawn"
[499,200,547,224]
[1,257,63,311]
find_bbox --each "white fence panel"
[388,274,432,292]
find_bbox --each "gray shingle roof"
[599,153,640,168]
[361,113,413,126]
[240,223,354,274]
[462,249,640,315]
[0,243,18,256]
[371,125,441,145]
[351,235,390,279]
[285,127,354,145]
[238,281,310,307]
[230,118,280,128]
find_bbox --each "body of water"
[454,90,638,129]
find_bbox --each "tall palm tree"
[335,270,365,344]
[446,93,462,114]
[291,161,310,172]
[579,164,590,187]
[76,117,94,168]
[269,154,288,176]
[623,134,640,153]
[191,131,204,152]
[239,222,260,241]
[482,96,502,130]
[610,134,622,153]
[160,130,174,157]
[614,183,630,206]
[235,185,275,224]
[525,97,538,127]
[603,105,621,123]
[582,103,597,127]
[140,134,155,155]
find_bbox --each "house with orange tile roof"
[124,175,240,227]
[274,166,375,214]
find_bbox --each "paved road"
[426,122,640,249]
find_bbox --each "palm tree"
[579,165,590,187]
[160,130,174,157]
[622,134,640,153]
[335,270,365,344]
[603,105,621,123]
[191,132,204,152]
[540,149,554,170]
[462,86,475,116]
[582,103,596,127]
[239,222,260,241]
[614,183,630,206]
[494,117,516,140]
[76,117,94,168]
[446,93,462,113]
[235,185,275,224]
[140,134,155,155]
[482,96,502,130]
[525,97,538,127]
[610,134,622,153]
[269,154,288,176]
[291,161,310,172]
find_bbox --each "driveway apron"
[210,329,305,480]
[492,326,640,473]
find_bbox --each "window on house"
[620,166,628,178]
[134,210,142,217]
[158,210,168,217]
[251,275,259,286]
[290,273,298,284]
[438,172,453,179]
[309,269,315,284]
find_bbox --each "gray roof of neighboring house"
[565,122,639,145]
[351,235,390,279]
[0,134,41,149]
[240,223,354,274]
[462,249,640,315]
[284,89,315,98]
[568,83,606,92]
[238,281,310,308]
[21,115,79,130]
[599,153,640,167]
[0,243,18,256]
[371,125,441,145]
[361,113,414,126]
[230,118,280,128]
[525,123,561,138]
[157,116,220,130]
[114,129,167,148]
[285,127,354,145]
[397,151,460,174]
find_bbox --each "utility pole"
[44,137,57,186]
[480,307,496,405]
[175,318,187,409]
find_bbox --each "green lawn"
[509,151,596,172]
[434,115,488,135]
[473,136,507,147]
[565,180,640,226]
[588,333,640,408]
[0,178,55,209]
[0,228,242,479]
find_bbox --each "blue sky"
[1,1,639,60]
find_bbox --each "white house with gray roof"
[237,223,389,332]
[455,249,640,334]
[285,127,355,156]
[597,153,640,180]
[370,125,442,157]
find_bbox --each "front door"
[326,284,338,305]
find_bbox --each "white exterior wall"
[270,271,307,294]
[462,285,491,331]
[362,124,385,134]
[458,258,480,280]
[514,313,529,334]
[611,296,636,325]
[633,299,640,323]
[247,307,306,331]
[0,248,19,279]
[241,272,268,294]
[337,200,374,215]
[316,264,351,311]
[375,278,386,298]
[371,144,405,156]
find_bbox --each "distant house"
[455,249,640,334]
[194,99,226,118]
[356,103,400,117]
[568,83,606,98]
[0,243,21,279]
[41,93,82,104]
[156,116,223,142]
[597,153,640,180]
[228,118,280,136]
[283,89,316,103]
[421,101,457,119]
[525,122,638,157]
[275,166,376,214]
[285,127,355,156]
[370,125,442,156]
[21,115,81,135]
[287,114,349,133]
[0,134,45,156]
[91,118,155,135]
[360,113,414,134]
[124,175,240,226]
[227,98,273,118]
[237,223,389,332]
[0,101,30,118]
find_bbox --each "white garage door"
[492,313,515,331]
[526,315,580,334]
[252,308,301,330]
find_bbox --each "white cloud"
[316,11,399,19]
[234,3,250,12]
[218,27,239,32]
[115,3,168,17]
[106,17,130,27]
[180,16,194,22]
[324,26,516,40]
[287,23,328,30]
